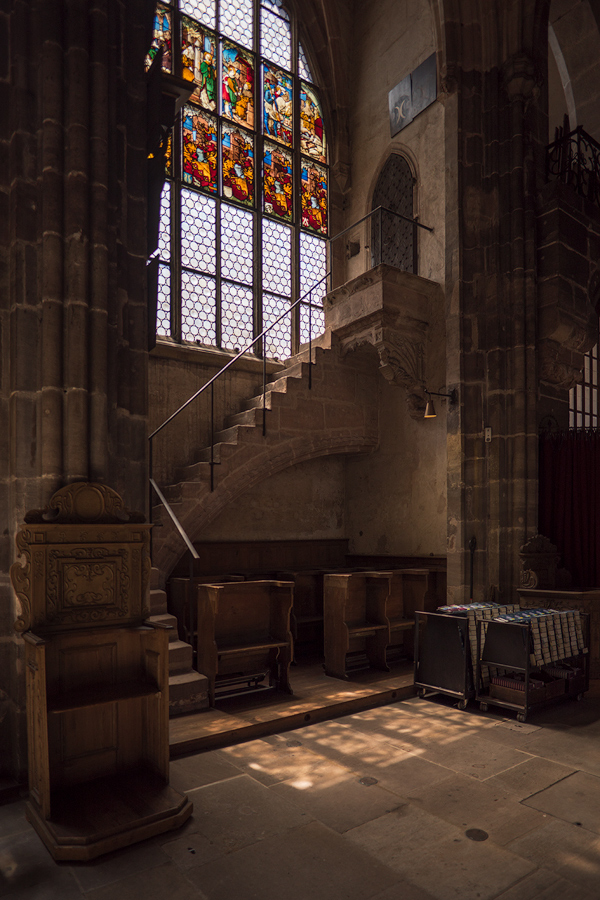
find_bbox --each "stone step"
[168,671,209,716]
[146,613,180,640]
[150,567,162,590]
[168,639,194,673]
[149,588,168,615]
[224,406,262,428]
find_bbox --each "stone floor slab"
[0,801,29,840]
[84,862,206,900]
[483,756,576,800]
[185,820,399,900]
[222,735,358,786]
[186,774,312,852]
[515,727,600,777]
[406,772,547,845]
[523,770,600,833]
[169,750,244,793]
[269,768,403,833]
[506,817,600,894]
[346,807,534,900]
[417,733,534,781]
[69,839,171,892]
[0,829,81,899]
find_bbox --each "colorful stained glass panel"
[263,141,292,220]
[147,3,173,72]
[181,16,217,110]
[301,159,327,235]
[263,64,293,146]
[222,123,254,206]
[300,82,326,162]
[221,43,255,129]
[182,104,217,192]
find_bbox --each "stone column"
[0,0,153,781]
[443,1,550,603]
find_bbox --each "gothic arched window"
[149,0,328,359]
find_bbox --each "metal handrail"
[149,205,433,556]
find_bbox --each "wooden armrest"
[347,622,388,636]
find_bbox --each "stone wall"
[0,0,153,780]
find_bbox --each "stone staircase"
[146,565,209,715]
[151,340,379,586]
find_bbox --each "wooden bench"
[323,569,438,679]
[195,580,294,706]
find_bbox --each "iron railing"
[547,122,600,210]
[148,205,433,574]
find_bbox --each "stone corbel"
[373,329,427,416]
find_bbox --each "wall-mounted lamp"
[424,388,457,419]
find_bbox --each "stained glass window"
[152,0,328,357]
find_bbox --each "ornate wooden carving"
[11,483,151,633]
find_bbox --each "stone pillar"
[0,0,153,781]
[443,1,550,603]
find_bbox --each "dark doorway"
[371,154,415,272]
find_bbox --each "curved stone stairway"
[150,340,380,715]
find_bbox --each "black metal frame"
[413,611,474,709]
[547,123,600,210]
[475,614,591,722]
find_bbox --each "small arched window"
[371,154,415,272]
[148,0,328,359]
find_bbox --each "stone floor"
[2,685,600,900]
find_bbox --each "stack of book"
[492,608,587,667]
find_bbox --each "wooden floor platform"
[169,657,416,757]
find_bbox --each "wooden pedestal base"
[26,770,193,861]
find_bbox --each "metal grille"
[300,232,326,343]
[221,204,253,284]
[262,219,291,296]
[298,43,311,81]
[547,125,600,212]
[570,341,599,428]
[260,1,291,68]
[157,263,171,336]
[263,291,291,359]
[371,154,414,272]
[181,271,216,343]
[220,0,253,48]
[181,190,216,273]
[222,282,254,349]
[180,0,215,28]
[158,182,171,261]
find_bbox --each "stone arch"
[155,433,377,581]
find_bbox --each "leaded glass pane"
[181,16,217,110]
[221,43,255,129]
[221,282,254,350]
[164,130,173,177]
[221,204,253,284]
[147,4,173,72]
[300,302,324,346]
[298,43,312,81]
[260,2,291,69]
[220,0,253,49]
[263,141,292,220]
[262,219,291,295]
[301,159,327,235]
[263,292,291,359]
[300,82,326,162]
[300,232,327,296]
[158,182,171,261]
[180,0,215,30]
[222,123,254,206]
[181,272,216,343]
[157,263,171,336]
[182,104,217,192]
[181,189,216,273]
[263,64,293,145]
